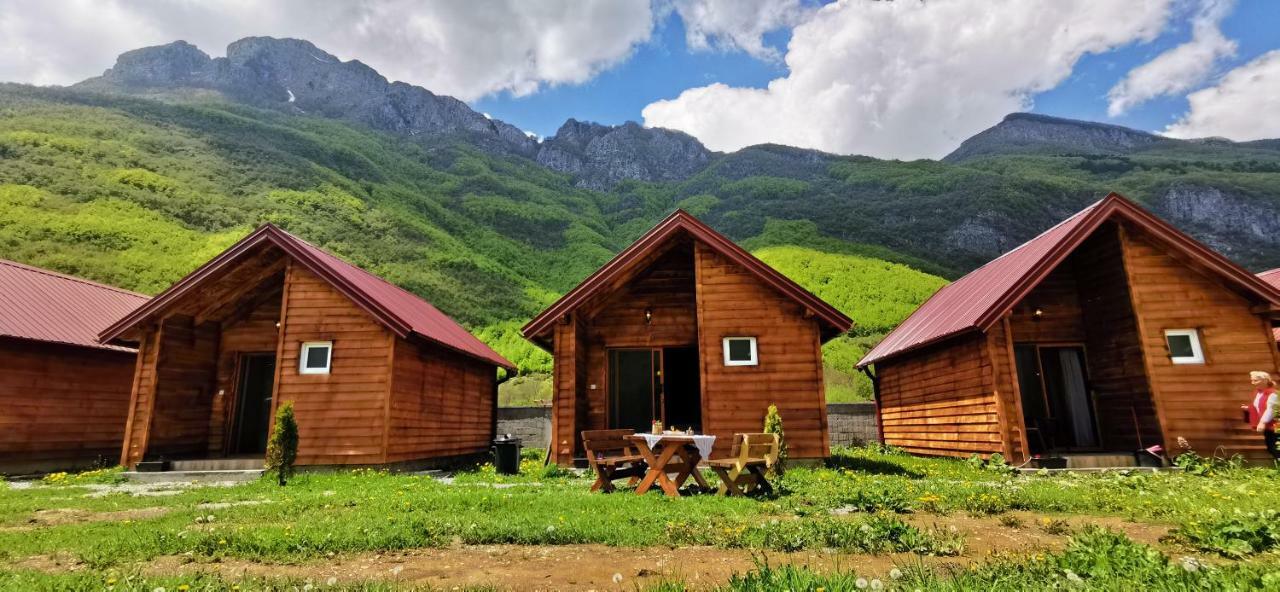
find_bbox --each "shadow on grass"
[824,455,924,478]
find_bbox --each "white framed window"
[722,336,758,366]
[1164,329,1204,365]
[299,341,333,374]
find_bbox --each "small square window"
[300,341,332,374]
[723,337,758,366]
[1164,329,1204,365]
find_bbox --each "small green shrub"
[264,402,299,486]
[763,404,787,474]
[1175,510,1280,557]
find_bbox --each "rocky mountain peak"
[943,112,1169,162]
[537,119,713,190]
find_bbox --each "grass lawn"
[2,447,1279,590]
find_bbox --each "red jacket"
[1246,388,1277,431]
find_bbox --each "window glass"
[1166,334,1194,359]
[722,337,758,366]
[300,342,332,374]
[1164,329,1204,364]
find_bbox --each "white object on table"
[639,433,716,460]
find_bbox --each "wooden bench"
[709,433,780,496]
[581,429,647,493]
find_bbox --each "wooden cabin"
[522,210,853,465]
[1259,268,1280,343]
[100,224,514,469]
[858,193,1280,464]
[0,260,148,473]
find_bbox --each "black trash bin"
[492,435,522,475]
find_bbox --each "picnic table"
[625,433,715,497]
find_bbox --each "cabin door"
[661,347,702,432]
[608,349,660,433]
[230,353,276,455]
[1015,345,1099,452]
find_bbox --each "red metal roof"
[0,259,148,352]
[100,225,514,370]
[1257,268,1280,341]
[860,192,1280,367]
[522,209,854,344]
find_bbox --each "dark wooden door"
[231,353,275,455]
[1015,344,1098,452]
[662,347,701,432]
[608,349,660,432]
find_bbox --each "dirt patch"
[905,511,1175,556]
[147,545,944,590]
[1,507,170,531]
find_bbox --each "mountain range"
[5,36,1280,400]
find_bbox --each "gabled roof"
[0,259,148,352]
[1258,268,1280,341]
[860,192,1280,367]
[100,224,514,370]
[522,209,853,344]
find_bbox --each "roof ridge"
[953,198,1104,279]
[0,258,149,300]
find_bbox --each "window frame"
[1163,329,1205,365]
[722,336,759,367]
[299,341,333,374]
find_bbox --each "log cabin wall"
[121,327,160,467]
[209,283,283,456]
[549,317,582,463]
[142,315,220,460]
[387,338,495,462]
[876,334,1004,458]
[0,338,136,473]
[582,244,698,434]
[1074,227,1160,451]
[1122,225,1280,461]
[274,264,394,466]
[986,319,1025,462]
[693,241,828,458]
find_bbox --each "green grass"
[4,447,1280,589]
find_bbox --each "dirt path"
[7,511,1185,590]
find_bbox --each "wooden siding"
[549,317,582,463]
[387,337,495,462]
[1075,227,1161,451]
[1122,225,1279,461]
[0,338,135,472]
[694,241,828,459]
[121,327,160,467]
[210,283,283,455]
[1009,265,1086,344]
[142,315,221,461]
[272,265,394,466]
[877,334,1004,458]
[987,318,1025,462]
[582,243,699,436]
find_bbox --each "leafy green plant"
[1175,510,1280,557]
[763,404,787,475]
[264,402,298,486]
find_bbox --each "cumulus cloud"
[643,0,1174,159]
[0,0,653,101]
[671,0,812,61]
[1163,50,1280,140]
[1107,0,1237,117]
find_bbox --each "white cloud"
[1164,50,1280,140]
[0,0,654,101]
[1107,0,1237,117]
[643,0,1174,159]
[671,0,812,61]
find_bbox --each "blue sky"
[469,0,1280,155]
[6,0,1278,159]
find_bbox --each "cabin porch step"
[1063,453,1137,469]
[124,469,264,484]
[169,458,264,471]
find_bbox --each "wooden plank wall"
[1008,266,1086,343]
[1075,227,1161,450]
[694,241,828,458]
[582,244,698,434]
[1122,225,1279,461]
[0,339,136,472]
[387,338,495,462]
[274,265,393,466]
[549,318,580,463]
[985,319,1025,462]
[209,286,283,455]
[876,334,1004,458]
[143,315,221,460]
[121,327,160,467]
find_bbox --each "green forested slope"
[5,83,1279,402]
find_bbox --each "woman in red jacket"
[1243,371,1279,460]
